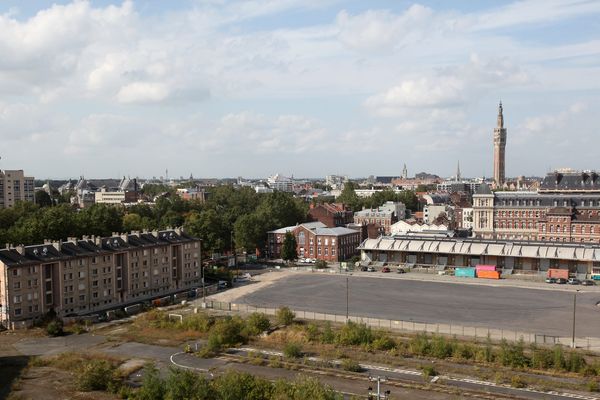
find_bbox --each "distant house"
[267,222,361,262]
[308,203,353,228]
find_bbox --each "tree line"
[2,184,418,255]
[335,182,419,213]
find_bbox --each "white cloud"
[117,82,170,103]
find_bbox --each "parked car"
[582,280,596,286]
[367,266,375,272]
[360,266,368,272]
[556,278,568,284]
[382,267,391,273]
[397,268,406,274]
[567,278,581,285]
[545,277,557,284]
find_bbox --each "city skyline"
[1,0,599,179]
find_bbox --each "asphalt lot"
[236,274,600,337]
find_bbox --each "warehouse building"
[359,235,600,279]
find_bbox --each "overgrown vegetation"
[37,354,342,400]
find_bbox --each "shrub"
[409,333,430,356]
[453,343,475,360]
[566,351,586,373]
[531,346,554,370]
[305,323,320,342]
[136,364,165,400]
[76,359,119,392]
[553,345,566,371]
[421,365,437,379]
[245,313,271,336]
[46,319,64,337]
[272,375,341,400]
[336,322,373,346]
[321,322,335,344]
[587,380,599,392]
[209,316,246,349]
[164,367,213,400]
[315,260,328,269]
[430,335,454,359]
[284,342,303,359]
[372,335,396,351]
[180,313,215,332]
[340,359,362,372]
[510,375,526,388]
[212,370,273,400]
[497,339,529,368]
[277,307,296,326]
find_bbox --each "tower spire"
[497,100,504,128]
[456,160,461,181]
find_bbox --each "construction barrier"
[475,264,496,272]
[455,267,476,278]
[476,270,501,279]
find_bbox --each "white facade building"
[267,174,293,192]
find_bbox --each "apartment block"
[0,228,201,329]
[0,169,35,209]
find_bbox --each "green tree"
[281,232,298,262]
[276,306,295,326]
[164,367,213,400]
[336,182,361,212]
[184,209,228,254]
[136,363,165,400]
[35,190,53,207]
[233,212,268,254]
[123,213,144,232]
[77,204,124,237]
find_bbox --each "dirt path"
[205,270,294,304]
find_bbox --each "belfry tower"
[493,101,507,187]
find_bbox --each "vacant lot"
[237,274,600,337]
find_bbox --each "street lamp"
[571,289,580,348]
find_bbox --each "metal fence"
[205,300,600,351]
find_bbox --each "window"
[13,281,20,289]
[13,295,21,303]
[297,231,305,245]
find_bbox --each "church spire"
[497,101,504,128]
[456,160,461,181]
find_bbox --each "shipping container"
[475,264,496,272]
[455,267,476,278]
[548,268,569,279]
[476,270,501,279]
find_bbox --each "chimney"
[151,230,159,237]
[120,234,129,243]
[52,241,62,252]
[16,245,25,255]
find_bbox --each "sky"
[0,0,599,180]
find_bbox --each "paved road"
[236,274,600,337]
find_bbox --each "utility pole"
[202,263,206,305]
[572,289,579,348]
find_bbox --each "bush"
[76,359,119,392]
[510,375,527,388]
[497,339,529,368]
[587,380,599,392]
[315,260,328,269]
[321,322,335,344]
[409,333,430,356]
[272,375,341,400]
[284,342,303,359]
[180,313,215,332]
[453,343,475,360]
[340,358,362,372]
[208,316,246,350]
[421,365,437,379]
[245,313,271,336]
[336,322,373,346]
[136,364,165,400]
[164,367,213,400]
[430,335,454,359]
[46,319,64,337]
[277,307,296,326]
[566,351,586,373]
[372,335,396,351]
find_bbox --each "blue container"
[455,267,476,278]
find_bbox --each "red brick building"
[308,203,354,228]
[267,222,361,262]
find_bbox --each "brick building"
[267,222,361,262]
[308,203,353,228]
[473,171,600,243]
[0,229,201,329]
